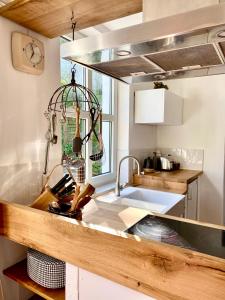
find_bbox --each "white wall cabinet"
[135,88,183,125]
[185,179,198,220]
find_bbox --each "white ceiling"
[64,12,143,41]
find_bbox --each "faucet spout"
[115,155,141,196]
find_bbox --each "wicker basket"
[27,248,65,289]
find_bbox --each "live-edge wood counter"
[1,198,225,300]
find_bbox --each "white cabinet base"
[66,264,155,300]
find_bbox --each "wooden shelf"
[3,260,65,300]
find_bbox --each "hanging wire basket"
[47,65,101,144]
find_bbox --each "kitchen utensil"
[160,156,173,171]
[90,110,104,161]
[57,182,75,197]
[71,185,80,205]
[73,106,82,154]
[51,201,60,209]
[74,164,86,184]
[52,176,73,195]
[143,157,153,169]
[43,112,52,175]
[56,179,74,195]
[51,174,69,194]
[70,184,95,212]
[51,113,58,144]
[70,156,85,168]
[76,196,92,210]
[59,194,74,203]
[153,152,161,171]
[82,107,99,144]
[48,203,82,220]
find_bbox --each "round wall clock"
[12,32,45,75]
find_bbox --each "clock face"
[12,32,44,75]
[25,42,42,66]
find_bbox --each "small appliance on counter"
[143,152,180,172]
[160,154,180,171]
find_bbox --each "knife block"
[30,186,58,211]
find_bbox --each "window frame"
[84,69,117,186]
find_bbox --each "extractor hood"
[61,3,225,84]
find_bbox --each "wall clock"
[12,32,44,75]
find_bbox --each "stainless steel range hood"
[61,3,225,84]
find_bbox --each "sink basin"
[97,187,185,214]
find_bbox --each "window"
[60,42,117,186]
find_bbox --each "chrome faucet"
[115,155,141,196]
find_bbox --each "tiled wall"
[131,148,204,170]
[158,148,204,170]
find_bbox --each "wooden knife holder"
[31,164,84,220]
[30,186,58,211]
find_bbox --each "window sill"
[94,182,115,197]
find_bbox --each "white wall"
[117,82,157,183]
[0,16,60,300]
[156,75,225,225]
[143,0,223,22]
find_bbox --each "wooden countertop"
[139,169,203,183]
[133,169,203,194]
[1,199,225,300]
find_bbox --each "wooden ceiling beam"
[0,0,143,38]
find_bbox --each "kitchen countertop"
[1,199,225,300]
[138,169,203,183]
[133,169,203,194]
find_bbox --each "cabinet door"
[66,263,79,300]
[186,180,198,220]
[79,269,155,300]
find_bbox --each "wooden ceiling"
[0,0,142,38]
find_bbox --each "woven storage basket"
[27,248,65,289]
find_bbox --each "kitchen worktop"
[137,169,202,183]
[133,169,203,194]
[1,199,225,300]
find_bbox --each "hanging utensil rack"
[43,65,103,174]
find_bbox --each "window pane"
[60,57,86,110]
[92,121,112,177]
[61,59,84,86]
[92,72,112,115]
